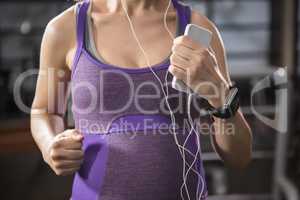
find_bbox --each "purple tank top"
[70,0,212,199]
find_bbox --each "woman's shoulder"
[41,4,80,69]
[43,4,78,51]
[190,9,220,39]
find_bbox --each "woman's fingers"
[49,147,84,176]
[58,129,83,141]
[169,64,187,81]
[50,149,84,161]
[54,136,83,150]
[54,166,81,176]
[173,35,204,51]
[53,159,83,169]
[172,43,195,60]
[170,53,191,70]
[46,129,85,176]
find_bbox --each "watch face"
[213,87,240,119]
[225,87,239,107]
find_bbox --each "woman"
[31,0,252,199]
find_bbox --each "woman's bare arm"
[31,6,84,176]
[191,11,252,169]
[169,10,252,169]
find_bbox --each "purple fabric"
[70,0,211,199]
[107,114,173,134]
[71,1,89,78]
[172,0,191,35]
[72,135,108,200]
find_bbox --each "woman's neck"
[92,0,170,15]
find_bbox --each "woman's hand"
[43,129,84,176]
[169,36,230,108]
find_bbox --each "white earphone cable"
[120,0,205,199]
[162,1,205,199]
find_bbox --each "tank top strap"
[75,0,90,50]
[72,0,90,77]
[172,0,191,35]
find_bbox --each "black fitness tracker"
[208,85,240,119]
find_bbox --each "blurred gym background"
[0,0,299,199]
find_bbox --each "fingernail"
[76,134,83,140]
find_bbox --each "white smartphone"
[171,24,213,93]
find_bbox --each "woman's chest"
[90,14,177,68]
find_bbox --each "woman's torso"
[70,0,212,199]
[67,0,178,71]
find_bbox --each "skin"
[31,0,252,176]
